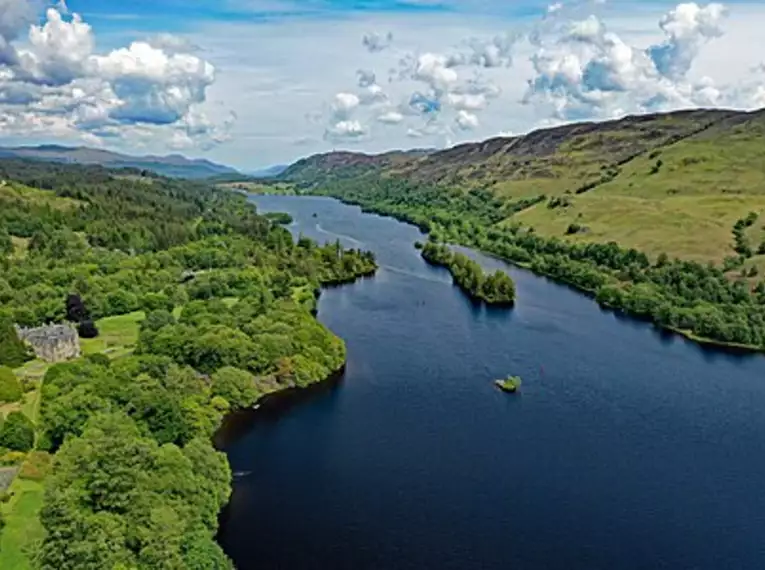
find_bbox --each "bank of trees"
[311,177,765,349]
[421,242,516,305]
[0,158,378,567]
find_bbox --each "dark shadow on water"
[214,369,346,450]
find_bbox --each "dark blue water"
[217,195,765,570]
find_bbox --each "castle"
[15,324,81,363]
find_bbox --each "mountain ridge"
[279,107,765,266]
[0,144,240,179]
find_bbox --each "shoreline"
[300,192,765,356]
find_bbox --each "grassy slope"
[0,181,81,211]
[284,108,765,266]
[516,111,765,262]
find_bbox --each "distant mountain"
[248,164,289,178]
[0,145,239,179]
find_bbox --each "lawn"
[80,310,146,358]
[0,478,45,570]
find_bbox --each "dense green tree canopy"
[421,242,515,305]
[0,158,378,566]
[0,411,35,452]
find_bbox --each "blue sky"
[0,0,763,169]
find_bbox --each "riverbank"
[221,194,765,570]
[301,192,765,355]
[0,283,370,570]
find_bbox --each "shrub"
[0,450,26,466]
[20,377,35,393]
[77,319,100,339]
[18,451,52,481]
[85,353,111,368]
[0,412,35,452]
[0,366,22,404]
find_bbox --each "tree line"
[305,176,765,350]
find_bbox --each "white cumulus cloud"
[0,2,226,150]
[455,109,479,130]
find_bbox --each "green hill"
[279,107,765,351]
[282,108,765,265]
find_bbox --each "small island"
[421,241,515,306]
[495,376,522,393]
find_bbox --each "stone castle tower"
[15,324,81,363]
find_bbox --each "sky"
[0,0,763,170]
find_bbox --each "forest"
[420,242,515,305]
[0,159,377,568]
[302,176,765,350]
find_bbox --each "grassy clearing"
[0,361,48,421]
[517,194,765,262]
[9,237,29,260]
[80,310,145,358]
[0,182,81,211]
[0,478,45,570]
[502,113,765,263]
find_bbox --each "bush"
[18,450,52,481]
[0,366,22,404]
[20,377,35,393]
[77,319,99,339]
[66,293,90,322]
[0,412,35,452]
[211,366,259,410]
[85,353,111,368]
[0,450,26,466]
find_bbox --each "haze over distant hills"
[0,145,240,179]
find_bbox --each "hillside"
[281,108,765,266]
[0,145,239,179]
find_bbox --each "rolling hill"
[0,145,239,179]
[281,107,765,266]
